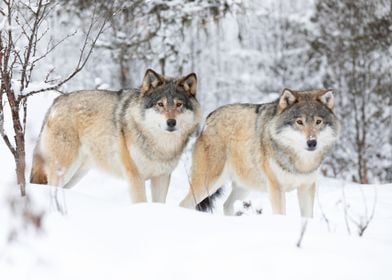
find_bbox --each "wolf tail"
[196,188,223,213]
[30,151,48,185]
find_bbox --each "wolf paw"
[242,200,252,209]
[235,211,244,216]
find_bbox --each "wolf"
[180,88,340,217]
[30,69,202,203]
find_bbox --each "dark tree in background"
[309,0,392,183]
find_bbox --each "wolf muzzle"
[306,139,317,151]
[166,119,177,131]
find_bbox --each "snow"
[1,179,392,280]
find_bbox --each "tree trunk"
[119,48,131,88]
[15,131,26,196]
[4,74,27,196]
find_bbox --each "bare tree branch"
[316,190,331,232]
[0,7,6,16]
[0,108,16,156]
[19,0,46,93]
[31,30,77,66]
[20,8,108,99]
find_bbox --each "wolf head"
[273,88,340,153]
[140,69,200,133]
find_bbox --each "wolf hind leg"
[47,159,87,215]
[62,161,89,189]
[43,136,84,188]
[223,184,249,216]
[150,174,170,203]
[180,135,226,210]
[46,153,85,188]
[37,119,82,188]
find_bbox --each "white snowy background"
[1,0,391,279]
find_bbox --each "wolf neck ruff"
[269,137,321,175]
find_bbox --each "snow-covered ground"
[1,173,391,280]
[1,93,392,280]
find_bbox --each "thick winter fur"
[180,89,340,217]
[30,69,202,203]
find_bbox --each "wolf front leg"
[267,183,286,215]
[297,183,316,218]
[120,133,146,203]
[123,164,146,203]
[127,176,146,203]
[150,174,171,203]
[262,161,286,215]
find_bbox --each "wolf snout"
[166,119,177,131]
[306,139,317,151]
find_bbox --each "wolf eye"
[296,120,304,125]
[157,102,164,107]
[176,102,183,108]
[316,119,322,125]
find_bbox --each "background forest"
[21,0,390,184]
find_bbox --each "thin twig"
[296,218,308,248]
[346,185,378,237]
[341,183,352,235]
[19,0,45,94]
[316,187,331,232]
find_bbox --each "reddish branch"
[0,0,108,196]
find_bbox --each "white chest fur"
[129,145,179,180]
[268,158,318,192]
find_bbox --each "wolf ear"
[319,90,334,110]
[141,69,164,94]
[278,88,297,112]
[179,73,197,96]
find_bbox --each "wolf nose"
[307,139,317,150]
[167,119,177,128]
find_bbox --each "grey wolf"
[30,69,202,203]
[180,89,340,217]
